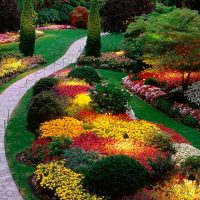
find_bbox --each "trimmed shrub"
[33,77,59,96]
[100,0,153,33]
[89,83,130,114]
[27,91,67,132]
[181,156,200,170]
[62,148,101,173]
[19,0,37,56]
[155,98,172,114]
[67,66,102,84]
[144,77,159,86]
[85,0,101,57]
[70,6,89,29]
[83,155,149,199]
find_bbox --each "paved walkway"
[0,36,88,200]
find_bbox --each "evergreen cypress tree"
[85,0,101,57]
[19,0,37,56]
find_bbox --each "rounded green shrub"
[155,98,172,113]
[33,77,59,96]
[27,91,67,132]
[83,155,149,199]
[89,83,130,114]
[67,66,102,84]
[181,156,200,170]
[144,77,159,86]
[19,0,37,56]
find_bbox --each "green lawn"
[5,32,200,200]
[0,29,86,94]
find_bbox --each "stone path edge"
[0,36,89,200]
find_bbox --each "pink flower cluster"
[0,33,18,44]
[173,102,200,122]
[122,76,167,102]
[36,25,76,31]
[22,55,46,66]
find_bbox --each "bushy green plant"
[37,8,68,25]
[168,108,180,118]
[148,154,175,182]
[27,91,67,132]
[85,0,101,57]
[147,132,175,153]
[83,155,149,199]
[155,98,172,113]
[19,0,37,56]
[67,66,102,84]
[144,77,159,86]
[48,137,72,157]
[183,114,198,127]
[33,77,59,96]
[89,83,130,114]
[62,148,101,173]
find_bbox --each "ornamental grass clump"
[83,155,149,199]
[89,83,130,114]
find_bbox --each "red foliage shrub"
[70,6,89,29]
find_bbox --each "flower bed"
[19,67,200,200]
[36,24,76,31]
[138,69,200,91]
[123,76,200,129]
[78,52,137,72]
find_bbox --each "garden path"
[0,35,91,200]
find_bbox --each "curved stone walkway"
[0,36,88,199]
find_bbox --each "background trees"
[100,0,153,33]
[0,0,20,33]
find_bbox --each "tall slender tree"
[85,0,101,57]
[19,0,37,56]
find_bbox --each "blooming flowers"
[122,77,167,102]
[36,24,76,30]
[35,161,102,200]
[40,117,85,138]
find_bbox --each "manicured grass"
[101,33,124,52]
[0,29,86,93]
[98,69,200,149]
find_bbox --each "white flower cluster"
[172,143,200,166]
[184,81,200,107]
[126,105,137,120]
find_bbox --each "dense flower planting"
[40,117,85,138]
[36,24,76,30]
[34,161,103,200]
[122,77,167,102]
[78,52,137,72]
[138,69,200,91]
[0,55,45,78]
[21,70,200,200]
[123,175,200,200]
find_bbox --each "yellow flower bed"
[35,161,103,200]
[0,57,27,78]
[62,78,89,86]
[40,117,85,138]
[90,115,162,143]
[67,93,92,117]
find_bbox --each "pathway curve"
[0,36,88,200]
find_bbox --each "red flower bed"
[138,70,200,90]
[73,132,166,170]
[36,24,76,30]
[54,84,91,98]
